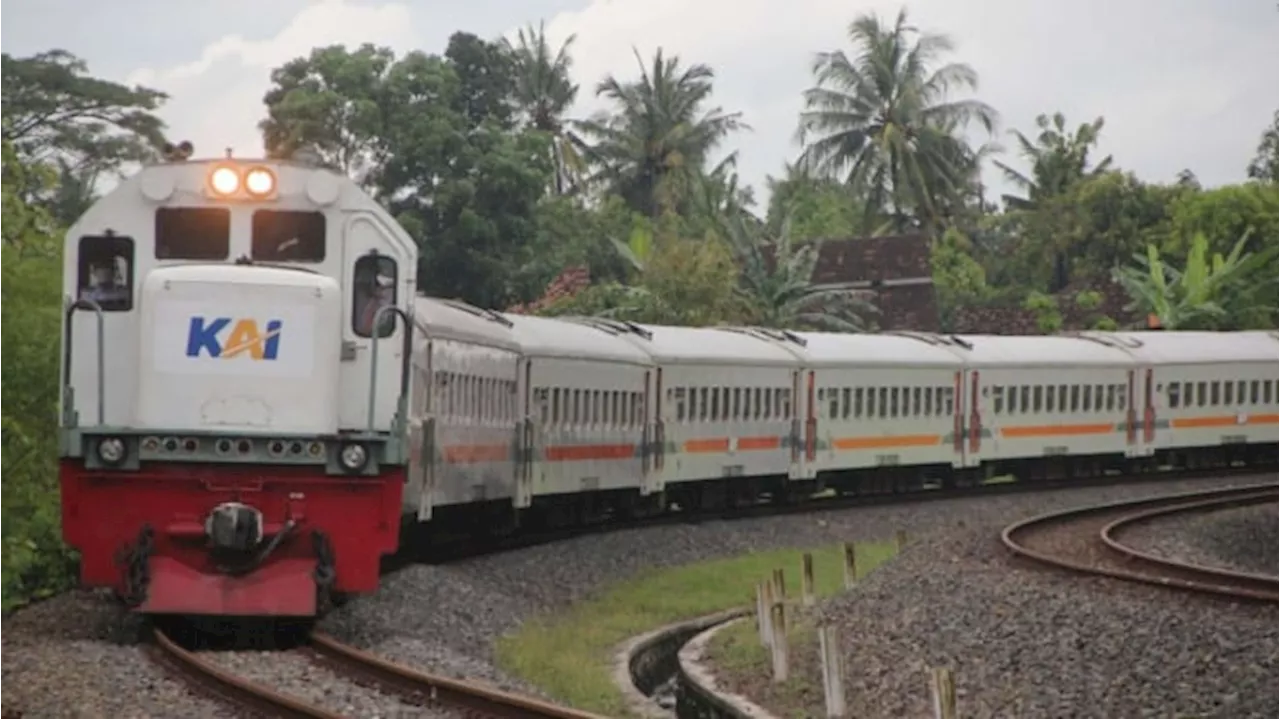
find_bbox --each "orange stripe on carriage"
[1171,413,1279,429]
[999,423,1115,438]
[683,438,730,453]
[545,443,637,462]
[831,434,941,450]
[442,443,511,463]
[737,435,782,451]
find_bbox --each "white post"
[842,542,857,589]
[818,624,846,718]
[801,552,815,607]
[930,667,957,719]
[769,600,788,682]
[759,580,775,648]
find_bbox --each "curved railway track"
[152,627,610,719]
[1001,482,1279,602]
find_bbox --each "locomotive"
[59,150,413,616]
[57,148,1280,619]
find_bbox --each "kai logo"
[186,316,283,360]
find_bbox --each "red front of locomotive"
[59,457,403,616]
[58,157,417,617]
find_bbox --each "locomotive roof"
[413,297,521,351]
[950,334,1138,367]
[502,313,654,365]
[788,330,967,368]
[1080,330,1280,365]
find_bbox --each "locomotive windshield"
[155,207,230,260]
[251,210,326,263]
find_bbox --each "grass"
[707,614,826,719]
[494,540,899,717]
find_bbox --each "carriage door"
[1141,367,1157,450]
[339,213,414,431]
[646,367,665,496]
[515,359,535,510]
[790,370,814,479]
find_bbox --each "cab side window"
[353,254,397,338]
[77,235,135,312]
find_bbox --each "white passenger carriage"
[408,298,522,522]
[790,331,967,492]
[506,314,653,517]
[568,322,809,507]
[954,334,1139,477]
[1086,330,1279,465]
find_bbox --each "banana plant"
[1112,230,1277,330]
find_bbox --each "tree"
[504,22,587,194]
[1112,231,1278,330]
[445,32,516,130]
[577,48,746,218]
[259,43,398,183]
[994,112,1113,210]
[1246,111,1278,182]
[262,43,555,309]
[1,50,168,223]
[795,7,998,233]
[722,210,879,331]
[765,163,878,240]
[1,142,78,609]
[540,227,748,327]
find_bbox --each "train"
[57,149,1280,618]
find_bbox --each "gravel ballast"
[704,490,1279,717]
[4,474,1273,717]
[1117,501,1279,576]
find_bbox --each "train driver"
[355,265,396,337]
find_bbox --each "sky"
[3,0,1277,206]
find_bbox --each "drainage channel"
[618,610,756,719]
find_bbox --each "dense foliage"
[2,6,1276,609]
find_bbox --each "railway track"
[152,627,610,719]
[1001,482,1279,602]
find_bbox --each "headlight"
[339,443,367,471]
[244,167,276,197]
[209,166,239,196]
[97,437,126,465]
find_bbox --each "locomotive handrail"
[368,305,414,434]
[62,298,106,427]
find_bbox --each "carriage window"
[1224,381,1234,406]
[992,386,1005,414]
[252,210,326,262]
[1033,386,1043,413]
[923,387,933,416]
[156,207,230,260]
[1196,382,1207,407]
[944,387,955,415]
[753,388,763,419]
[1046,385,1056,413]
[827,389,839,419]
[912,387,922,416]
[732,388,741,420]
[1265,381,1274,405]
[841,388,852,419]
[1105,385,1116,411]
[674,388,687,422]
[1070,385,1081,412]
[353,254,398,338]
[782,388,793,418]
[552,388,562,424]
[1237,380,1247,405]
[1251,380,1261,404]
[77,235,135,312]
[1210,381,1221,406]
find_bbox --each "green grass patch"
[707,613,826,719]
[495,540,898,717]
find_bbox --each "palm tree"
[503,22,587,195]
[577,48,747,218]
[795,8,997,233]
[993,112,1113,210]
[721,210,879,332]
